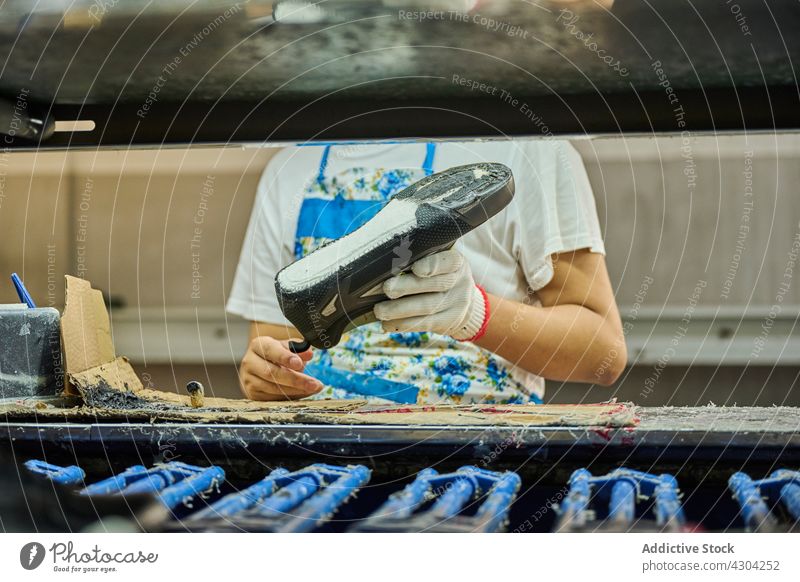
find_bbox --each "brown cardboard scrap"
[61,275,116,395]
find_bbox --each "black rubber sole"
[275,162,515,349]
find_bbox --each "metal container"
[0,306,62,398]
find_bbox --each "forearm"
[473,293,626,385]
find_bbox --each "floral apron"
[296,144,541,405]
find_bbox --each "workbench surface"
[3,407,799,466]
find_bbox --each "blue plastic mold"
[355,465,521,532]
[729,469,800,532]
[556,468,686,532]
[186,463,371,532]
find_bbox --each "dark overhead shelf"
[1,0,798,148]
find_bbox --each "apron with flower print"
[296,144,542,405]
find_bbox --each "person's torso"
[284,142,547,404]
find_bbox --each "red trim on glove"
[467,284,491,342]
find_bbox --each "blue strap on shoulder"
[316,145,332,190]
[422,143,436,176]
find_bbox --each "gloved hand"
[373,249,489,341]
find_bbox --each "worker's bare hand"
[239,336,322,401]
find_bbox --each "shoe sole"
[275,162,515,349]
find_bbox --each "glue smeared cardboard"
[57,276,367,417]
[61,275,143,397]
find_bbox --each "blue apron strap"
[422,143,436,176]
[317,145,332,189]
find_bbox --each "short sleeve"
[226,151,298,324]
[514,141,605,291]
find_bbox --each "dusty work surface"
[637,406,800,432]
[3,1,799,146]
[2,406,800,468]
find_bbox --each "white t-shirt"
[227,140,604,403]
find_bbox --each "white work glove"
[373,249,489,341]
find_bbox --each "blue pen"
[11,272,36,308]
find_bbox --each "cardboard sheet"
[61,275,116,395]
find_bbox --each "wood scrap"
[186,381,205,408]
